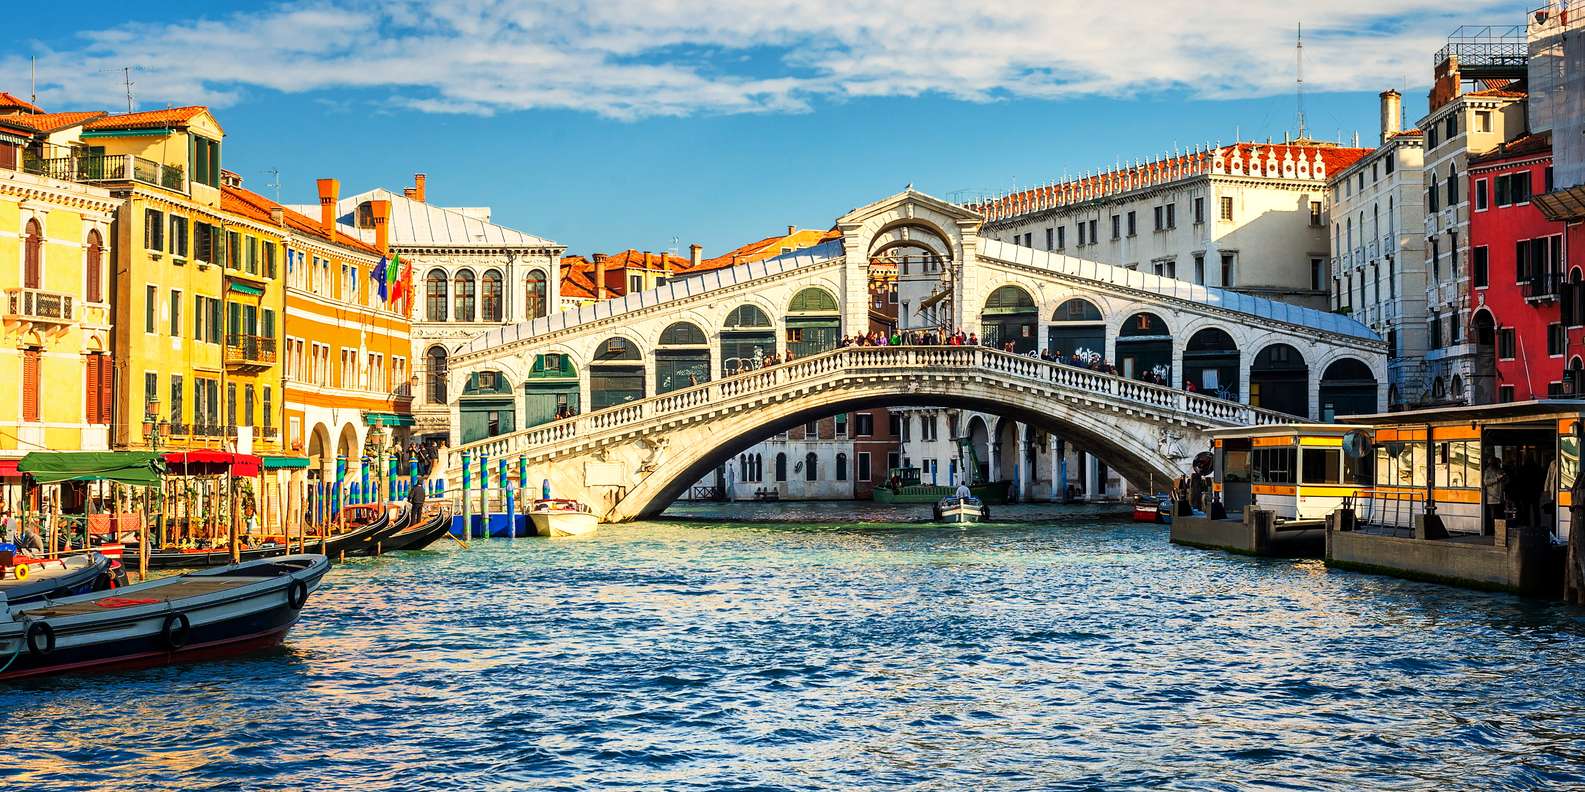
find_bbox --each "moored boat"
[0,552,114,605]
[379,507,453,552]
[528,499,598,537]
[1132,494,1164,523]
[0,554,329,681]
[934,496,987,524]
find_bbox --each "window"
[855,412,874,436]
[226,231,241,269]
[169,289,182,336]
[1428,173,1440,213]
[426,346,448,403]
[1077,221,1087,246]
[425,269,448,322]
[857,452,872,482]
[170,375,184,428]
[1476,110,1492,132]
[1549,323,1566,356]
[1498,327,1516,359]
[836,453,847,481]
[1056,226,1065,249]
[23,218,41,288]
[1500,385,1516,402]
[1126,211,1136,236]
[226,382,237,429]
[1087,219,1097,243]
[1445,113,1457,139]
[145,285,157,333]
[1446,168,1458,206]
[244,236,258,274]
[453,270,476,321]
[263,387,273,428]
[193,222,219,264]
[1219,196,1234,222]
[85,355,116,425]
[1473,246,1488,288]
[1110,214,1120,240]
[1194,253,1205,284]
[1154,206,1163,231]
[1385,153,1395,174]
[1309,201,1322,226]
[1219,252,1234,286]
[144,208,164,251]
[835,413,847,437]
[1516,239,1530,283]
[191,136,220,188]
[1545,166,1555,194]
[22,349,40,423]
[1193,196,1205,225]
[263,243,277,279]
[525,269,548,318]
[804,452,817,482]
[887,412,902,436]
[1475,179,1488,210]
[85,229,103,303]
[482,269,504,322]
[1310,257,1325,291]
[168,216,188,259]
[775,453,787,482]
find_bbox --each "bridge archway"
[656,322,710,394]
[981,285,1037,353]
[1184,327,1239,399]
[1117,312,1172,382]
[966,415,991,482]
[1048,298,1105,360]
[721,304,775,375]
[786,288,841,356]
[590,336,644,410]
[1318,358,1377,420]
[1250,343,1309,418]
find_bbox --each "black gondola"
[378,507,452,552]
[345,506,412,558]
[305,508,391,559]
[122,543,290,571]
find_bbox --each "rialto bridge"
[443,190,1386,521]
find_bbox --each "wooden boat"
[345,506,414,558]
[933,496,986,524]
[0,554,330,681]
[528,499,598,537]
[1132,494,1168,523]
[380,507,453,552]
[0,553,113,605]
[122,543,289,571]
[304,507,392,559]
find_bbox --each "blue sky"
[6,0,1531,257]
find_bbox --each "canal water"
[6,503,1585,790]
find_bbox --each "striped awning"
[228,281,265,296]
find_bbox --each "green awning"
[0,132,28,146]
[228,281,265,296]
[262,455,311,470]
[80,128,173,138]
[18,452,167,486]
[363,412,415,427]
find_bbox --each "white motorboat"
[528,499,599,537]
[934,496,986,524]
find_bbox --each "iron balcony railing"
[1524,271,1563,302]
[23,153,186,192]
[5,287,75,323]
[224,334,277,366]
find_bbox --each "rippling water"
[6,503,1585,790]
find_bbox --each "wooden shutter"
[23,350,40,423]
[84,356,98,425]
[99,354,114,426]
[85,231,103,303]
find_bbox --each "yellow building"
[0,111,120,482]
[22,105,291,457]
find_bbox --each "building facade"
[1329,91,1430,409]
[979,141,1370,309]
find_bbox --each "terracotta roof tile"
[559,256,598,300]
[83,106,212,131]
[222,184,383,257]
[1469,131,1552,165]
[0,92,44,114]
[0,111,107,134]
[688,228,840,273]
[1463,88,1527,99]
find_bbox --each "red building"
[1468,133,1566,401]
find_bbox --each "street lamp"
[142,400,170,451]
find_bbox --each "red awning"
[0,459,19,478]
[161,451,262,478]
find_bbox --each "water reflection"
[4,504,1584,790]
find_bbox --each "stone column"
[988,441,1000,485]
[1014,425,1029,502]
[1049,435,1062,501]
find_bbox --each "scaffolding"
[1529,2,1585,189]
[1434,24,1530,79]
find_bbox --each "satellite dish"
[1342,430,1372,460]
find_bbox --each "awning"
[918,286,953,313]
[363,411,415,427]
[227,281,265,296]
[0,459,19,477]
[19,452,167,487]
[1535,185,1585,223]
[262,455,310,470]
[162,451,262,477]
[80,128,173,138]
[0,132,28,146]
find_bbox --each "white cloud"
[1,0,1524,119]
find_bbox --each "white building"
[978,140,1371,309]
[892,408,1125,501]
[1329,90,1430,409]
[294,174,565,443]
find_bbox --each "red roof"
[688,228,840,274]
[1464,88,1527,100]
[221,185,383,257]
[83,106,213,131]
[559,256,598,300]
[1469,132,1552,166]
[0,91,44,114]
[0,111,107,134]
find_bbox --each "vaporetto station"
[443,190,1387,521]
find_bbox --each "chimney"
[316,178,340,242]
[689,243,702,269]
[593,253,608,300]
[1429,54,1460,113]
[403,187,417,200]
[370,199,391,257]
[414,173,427,203]
[787,225,796,236]
[1379,89,1402,143]
[269,207,283,226]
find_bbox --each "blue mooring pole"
[460,451,471,538]
[500,457,513,539]
[477,451,489,538]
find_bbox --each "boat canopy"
[161,451,262,477]
[18,451,167,486]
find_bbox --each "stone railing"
[448,345,1296,476]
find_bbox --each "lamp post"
[140,403,169,582]
[367,426,387,509]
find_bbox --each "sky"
[3,0,1533,257]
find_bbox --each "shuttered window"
[86,230,104,303]
[84,354,115,425]
[22,350,41,423]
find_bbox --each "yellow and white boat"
[528,499,598,537]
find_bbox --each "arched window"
[481,269,503,322]
[525,269,548,319]
[804,452,818,482]
[24,218,42,289]
[453,270,476,322]
[981,285,1038,353]
[425,346,448,404]
[836,452,848,481]
[775,452,787,482]
[85,229,103,303]
[425,269,448,322]
[1052,298,1102,322]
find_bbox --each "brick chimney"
[593,253,608,300]
[269,207,283,226]
[787,225,796,236]
[316,178,340,242]
[1379,89,1402,143]
[414,173,427,203]
[1429,55,1460,113]
[689,243,702,269]
[403,187,417,200]
[370,199,391,257]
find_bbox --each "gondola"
[304,507,391,559]
[378,507,453,552]
[0,553,114,605]
[345,505,413,558]
[122,543,290,571]
[0,554,330,681]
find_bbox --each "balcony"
[1523,272,1562,303]
[5,287,75,327]
[23,153,186,193]
[224,334,276,371]
[259,425,279,441]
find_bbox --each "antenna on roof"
[1296,22,1307,142]
[263,168,281,203]
[99,66,138,112]
[30,56,36,105]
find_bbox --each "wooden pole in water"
[229,469,239,564]
[139,485,150,582]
